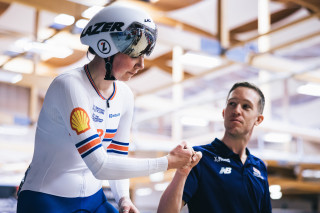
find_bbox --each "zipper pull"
[107,100,110,108]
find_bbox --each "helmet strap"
[103,55,116,80]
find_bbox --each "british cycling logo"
[253,167,264,180]
[97,39,111,54]
[109,113,120,118]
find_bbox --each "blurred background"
[0,0,319,212]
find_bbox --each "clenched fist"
[166,141,193,170]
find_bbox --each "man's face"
[223,87,263,137]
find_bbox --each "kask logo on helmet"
[97,39,111,54]
[81,22,125,38]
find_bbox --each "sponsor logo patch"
[70,107,90,135]
[80,22,124,38]
[109,113,120,118]
[214,156,230,163]
[97,39,111,54]
[219,167,232,174]
[92,113,103,122]
[93,105,105,114]
[253,167,264,180]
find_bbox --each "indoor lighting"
[135,188,152,196]
[46,31,87,51]
[82,6,104,19]
[13,38,31,53]
[1,163,28,172]
[0,71,22,84]
[54,14,75,26]
[154,182,170,191]
[263,132,292,143]
[270,191,282,200]
[297,83,320,97]
[181,116,209,127]
[0,126,29,136]
[3,58,33,74]
[68,0,109,7]
[28,42,73,59]
[180,52,222,69]
[39,42,74,59]
[269,184,281,193]
[269,184,282,200]
[37,28,56,41]
[14,39,73,59]
[149,172,164,182]
[101,180,110,187]
[0,55,9,65]
[302,169,320,179]
[75,19,89,29]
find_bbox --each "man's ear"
[222,109,225,118]
[255,114,264,126]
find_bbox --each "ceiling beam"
[44,50,86,67]
[155,16,216,40]
[15,72,54,90]
[1,0,88,16]
[229,11,320,49]
[275,0,320,13]
[230,4,301,35]
[150,0,202,11]
[268,176,320,194]
[217,0,229,49]
[119,0,216,39]
[0,1,10,15]
[135,60,235,97]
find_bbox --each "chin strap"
[104,55,116,80]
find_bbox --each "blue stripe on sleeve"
[81,144,102,158]
[111,140,129,146]
[76,134,99,148]
[105,129,117,133]
[107,149,128,155]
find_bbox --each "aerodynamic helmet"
[80,4,158,59]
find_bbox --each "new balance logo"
[219,167,232,174]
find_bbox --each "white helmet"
[80,3,157,59]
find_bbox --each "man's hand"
[167,141,193,170]
[177,151,202,176]
[119,197,139,213]
[158,148,202,213]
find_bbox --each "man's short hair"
[226,82,265,114]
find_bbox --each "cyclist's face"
[112,53,144,81]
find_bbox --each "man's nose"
[233,104,241,115]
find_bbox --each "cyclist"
[17,3,194,213]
